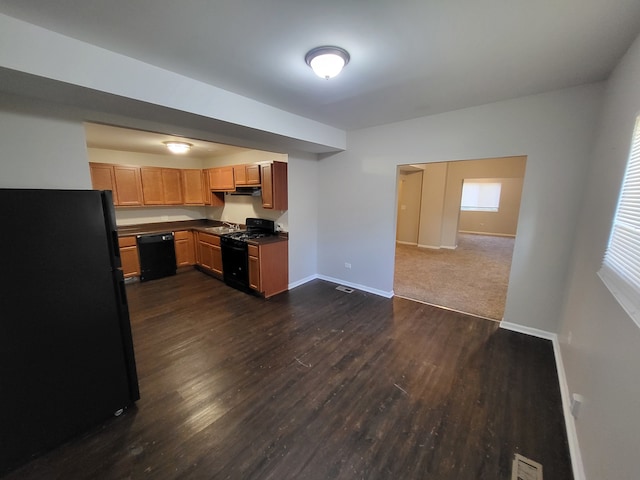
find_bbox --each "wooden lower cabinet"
[196,232,222,276]
[118,236,140,278]
[248,241,288,298]
[174,230,195,267]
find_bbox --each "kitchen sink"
[202,226,241,234]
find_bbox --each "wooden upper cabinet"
[141,167,183,205]
[162,168,183,204]
[203,169,225,207]
[234,165,247,185]
[246,164,261,185]
[208,166,235,191]
[182,169,205,205]
[113,165,144,206]
[261,161,288,210]
[140,167,164,205]
[234,164,261,186]
[89,163,117,198]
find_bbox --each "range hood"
[229,186,262,196]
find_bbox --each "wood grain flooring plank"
[2,270,572,480]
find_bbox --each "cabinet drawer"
[118,236,137,248]
[198,232,220,246]
[248,244,259,257]
[173,230,191,241]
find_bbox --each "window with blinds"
[598,116,640,327]
[460,181,502,212]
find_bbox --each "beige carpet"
[394,233,515,320]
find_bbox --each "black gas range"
[222,218,277,246]
[220,218,278,292]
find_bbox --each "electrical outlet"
[345,262,351,269]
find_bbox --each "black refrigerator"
[0,189,140,474]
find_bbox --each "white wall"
[417,162,448,248]
[396,171,422,244]
[318,83,604,332]
[558,33,640,480]
[0,108,90,189]
[287,153,319,286]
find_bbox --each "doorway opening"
[393,156,526,321]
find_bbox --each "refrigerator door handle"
[100,190,122,269]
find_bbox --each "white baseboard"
[500,322,585,480]
[289,274,394,299]
[458,230,516,238]
[417,243,441,249]
[416,244,458,250]
[396,240,418,246]
[288,274,319,290]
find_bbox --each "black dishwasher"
[137,232,177,282]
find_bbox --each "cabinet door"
[162,168,183,205]
[252,241,288,298]
[261,164,273,209]
[113,165,144,206]
[208,166,235,191]
[202,170,225,206]
[140,167,165,205]
[174,231,195,266]
[196,232,221,274]
[271,161,288,210]
[89,163,117,199]
[118,237,140,278]
[212,245,223,275]
[246,164,261,185]
[182,169,205,205]
[198,241,215,271]
[234,165,247,185]
[248,245,260,291]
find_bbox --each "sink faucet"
[222,221,239,230]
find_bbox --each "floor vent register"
[335,285,354,293]
[511,454,543,480]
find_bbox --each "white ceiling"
[2,0,640,133]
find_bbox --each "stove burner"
[224,231,270,241]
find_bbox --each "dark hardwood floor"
[3,270,572,479]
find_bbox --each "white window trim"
[598,266,640,327]
[598,116,640,328]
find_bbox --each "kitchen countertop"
[117,219,220,237]
[117,219,288,244]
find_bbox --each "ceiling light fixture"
[163,141,192,154]
[305,46,350,79]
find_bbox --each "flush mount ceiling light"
[305,46,350,79]
[163,141,192,154]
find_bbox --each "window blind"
[599,116,640,327]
